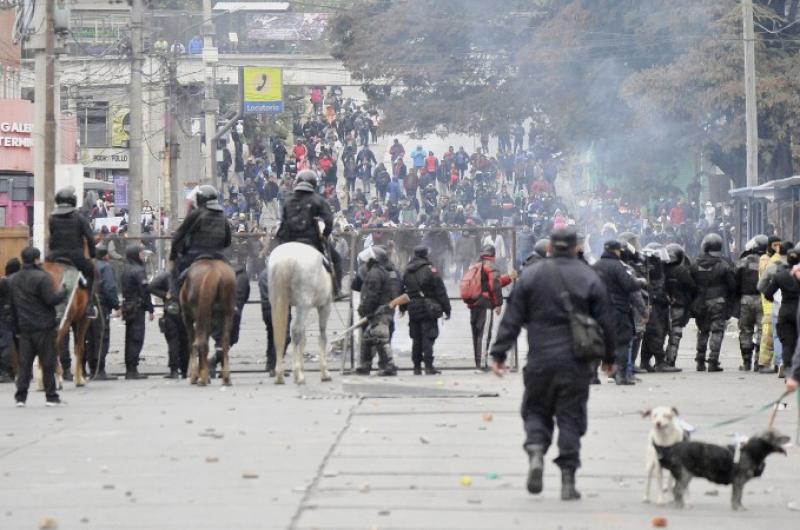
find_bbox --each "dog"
[642,407,687,504]
[655,429,790,510]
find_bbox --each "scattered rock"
[419,436,430,445]
[124,491,133,497]
[378,510,391,516]
[185,420,193,424]
[38,516,58,529]
[80,517,89,524]
[360,484,371,493]
[486,472,498,480]
[467,498,482,505]
[205,457,219,463]
[241,472,259,479]
[102,484,115,490]
[460,475,472,487]
[704,490,719,496]
[482,413,494,422]
[652,516,668,528]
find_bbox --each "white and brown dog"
[642,406,688,504]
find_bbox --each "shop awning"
[729,175,800,201]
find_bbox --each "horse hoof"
[75,380,86,388]
[275,377,285,385]
[222,379,232,387]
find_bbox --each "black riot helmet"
[666,243,685,265]
[55,187,77,207]
[196,185,219,208]
[295,169,318,193]
[788,243,800,266]
[481,243,496,257]
[750,234,769,255]
[701,233,724,255]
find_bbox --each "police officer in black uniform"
[664,243,695,368]
[169,185,232,297]
[0,258,20,383]
[48,187,97,305]
[522,238,549,268]
[734,235,766,371]
[690,233,736,372]
[490,229,615,501]
[121,244,154,379]
[640,243,680,373]
[149,271,189,379]
[275,170,342,294]
[401,246,451,375]
[356,246,399,376]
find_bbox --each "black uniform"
[87,258,120,376]
[762,262,800,374]
[121,246,154,375]
[149,272,189,377]
[491,254,614,472]
[357,260,400,373]
[170,207,232,274]
[48,209,96,291]
[690,253,735,368]
[258,268,290,375]
[735,251,763,368]
[8,262,67,403]
[593,251,640,373]
[276,189,341,283]
[0,271,16,381]
[640,256,669,369]
[402,254,451,372]
[664,256,696,365]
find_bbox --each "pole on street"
[167,55,180,229]
[128,0,144,238]
[32,0,56,250]
[202,0,219,186]
[743,0,758,187]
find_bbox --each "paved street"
[1,303,799,530]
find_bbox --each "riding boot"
[695,351,707,372]
[525,444,545,494]
[560,468,581,501]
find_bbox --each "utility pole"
[202,0,219,186]
[743,0,758,187]
[167,55,180,225]
[32,0,56,250]
[128,0,144,237]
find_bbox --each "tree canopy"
[330,0,800,189]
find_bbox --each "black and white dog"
[655,429,790,510]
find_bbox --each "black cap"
[413,245,429,258]
[21,246,40,265]
[550,228,578,250]
[604,240,622,252]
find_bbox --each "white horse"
[268,241,333,385]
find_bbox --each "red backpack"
[460,262,484,305]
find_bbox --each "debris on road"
[460,475,472,487]
[652,516,667,527]
[241,472,259,479]
[38,516,58,529]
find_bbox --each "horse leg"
[221,311,233,386]
[197,329,210,386]
[318,304,332,382]
[291,308,307,385]
[186,319,198,385]
[271,299,289,386]
[73,317,91,387]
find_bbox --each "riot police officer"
[121,245,154,379]
[735,235,766,371]
[523,238,549,268]
[169,185,232,297]
[690,233,735,372]
[640,243,679,372]
[402,246,451,375]
[664,243,695,367]
[49,187,97,304]
[356,245,400,376]
[275,170,342,295]
[149,271,188,379]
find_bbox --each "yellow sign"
[111,108,130,147]
[242,67,283,113]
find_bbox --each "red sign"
[0,100,34,173]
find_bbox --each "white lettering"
[0,122,33,134]
[0,135,33,148]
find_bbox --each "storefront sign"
[242,66,284,114]
[113,175,128,207]
[0,100,34,172]
[81,148,130,169]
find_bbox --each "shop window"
[78,101,109,147]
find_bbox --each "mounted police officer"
[735,235,766,371]
[355,245,400,376]
[49,187,97,310]
[169,185,232,299]
[275,170,342,295]
[690,233,735,372]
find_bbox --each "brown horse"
[42,262,93,387]
[180,259,236,386]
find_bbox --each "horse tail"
[269,258,292,360]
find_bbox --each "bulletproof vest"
[694,256,729,300]
[284,193,315,235]
[647,259,667,303]
[49,212,84,254]
[190,209,228,250]
[736,254,760,295]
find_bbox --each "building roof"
[729,175,800,200]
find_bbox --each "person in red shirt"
[293,139,308,162]
[425,151,438,177]
[669,200,685,225]
[468,244,516,369]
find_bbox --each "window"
[77,101,109,147]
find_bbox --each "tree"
[331,0,800,190]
